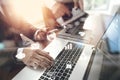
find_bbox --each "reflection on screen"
[103,14,120,54]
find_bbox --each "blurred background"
[2,0,119,29]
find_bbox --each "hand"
[52,2,71,19]
[22,48,54,69]
[34,29,47,41]
[34,28,58,41]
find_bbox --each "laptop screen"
[102,12,120,54]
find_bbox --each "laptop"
[57,8,91,43]
[12,9,119,80]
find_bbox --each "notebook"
[12,9,119,80]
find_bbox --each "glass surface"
[85,11,120,80]
[89,14,120,80]
[98,13,120,80]
[103,14,120,54]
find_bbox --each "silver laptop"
[12,10,118,80]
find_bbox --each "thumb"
[78,0,84,11]
[73,0,79,9]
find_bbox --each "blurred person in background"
[0,1,54,80]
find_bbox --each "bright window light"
[9,0,55,27]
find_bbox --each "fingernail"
[33,66,37,69]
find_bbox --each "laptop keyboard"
[39,42,84,80]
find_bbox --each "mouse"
[78,31,86,37]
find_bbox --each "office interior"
[0,0,120,80]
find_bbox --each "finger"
[35,50,54,61]
[33,65,38,69]
[41,56,54,66]
[30,49,54,69]
[78,0,84,11]
[37,32,47,40]
[35,31,45,41]
[32,56,52,69]
[36,35,41,40]
[39,34,45,40]
[59,11,65,17]
[55,10,63,18]
[64,7,71,16]
[31,62,38,69]
[39,61,51,68]
[32,52,54,67]
[57,6,70,17]
[74,0,79,9]
[38,31,46,36]
[28,57,44,69]
[26,58,39,69]
[38,30,47,35]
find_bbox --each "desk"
[83,13,112,46]
[12,13,113,80]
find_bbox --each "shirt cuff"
[16,48,25,60]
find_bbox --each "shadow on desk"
[0,52,25,80]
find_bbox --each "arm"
[15,48,54,69]
[0,42,54,69]
[0,0,37,40]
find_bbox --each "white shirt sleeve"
[16,48,25,60]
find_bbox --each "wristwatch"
[16,48,26,60]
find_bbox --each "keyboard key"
[55,69,59,72]
[60,70,64,73]
[61,76,65,80]
[55,77,59,80]
[57,73,62,76]
[58,66,61,69]
[74,21,80,26]
[40,76,44,79]
[43,73,47,76]
[65,69,69,73]
[63,73,67,76]
[67,24,74,28]
[44,78,48,80]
